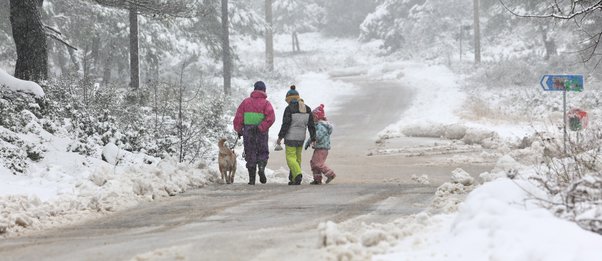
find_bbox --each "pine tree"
[10,0,48,82]
[93,0,191,90]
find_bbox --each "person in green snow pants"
[276,85,316,185]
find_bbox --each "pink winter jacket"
[233,90,275,134]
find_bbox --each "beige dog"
[218,138,237,184]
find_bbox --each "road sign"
[540,75,584,92]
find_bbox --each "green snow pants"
[285,145,303,180]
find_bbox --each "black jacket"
[278,102,316,147]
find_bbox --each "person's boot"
[294,174,302,185]
[257,161,267,184]
[325,174,336,184]
[247,167,257,185]
[289,174,302,185]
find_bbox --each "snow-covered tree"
[92,0,192,90]
[321,0,376,37]
[273,0,324,52]
[360,0,472,56]
[499,0,602,62]
[44,1,127,83]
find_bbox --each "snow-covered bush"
[40,77,231,163]
[474,58,541,87]
[526,129,602,234]
[0,85,48,173]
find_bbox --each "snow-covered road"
[0,75,494,260]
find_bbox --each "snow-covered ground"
[0,34,369,237]
[0,68,220,236]
[1,31,601,260]
[320,177,602,260]
[313,44,602,259]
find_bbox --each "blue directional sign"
[540,75,584,92]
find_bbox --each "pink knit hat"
[312,104,326,120]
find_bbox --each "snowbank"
[375,179,602,261]
[0,69,44,97]
[0,119,216,237]
[319,178,602,261]
[0,152,215,236]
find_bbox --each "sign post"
[540,74,584,155]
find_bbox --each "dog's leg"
[219,166,225,184]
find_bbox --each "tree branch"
[499,0,602,20]
[44,25,78,50]
[93,0,196,18]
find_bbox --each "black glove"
[237,132,243,138]
[304,139,311,150]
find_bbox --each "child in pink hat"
[305,104,336,184]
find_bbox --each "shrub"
[526,129,602,234]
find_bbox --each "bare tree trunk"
[67,47,81,74]
[56,46,68,76]
[540,26,557,60]
[221,0,231,96]
[102,45,113,86]
[178,62,185,163]
[146,50,159,84]
[292,31,300,53]
[90,35,101,78]
[473,0,481,64]
[129,5,140,90]
[265,0,274,71]
[82,43,91,80]
[10,0,48,82]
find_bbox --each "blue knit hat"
[285,85,300,103]
[254,81,266,91]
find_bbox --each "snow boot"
[258,161,267,184]
[325,175,335,184]
[248,167,257,185]
[310,180,322,185]
[288,174,302,185]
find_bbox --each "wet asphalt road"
[0,76,492,260]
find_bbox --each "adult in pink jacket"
[233,81,275,185]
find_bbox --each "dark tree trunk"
[102,49,113,86]
[56,45,68,76]
[129,5,140,89]
[82,43,90,80]
[146,50,159,84]
[221,0,231,96]
[541,28,557,60]
[292,31,300,53]
[10,0,48,82]
[265,0,274,71]
[473,0,481,64]
[90,35,101,78]
[67,47,81,74]
[543,39,557,60]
